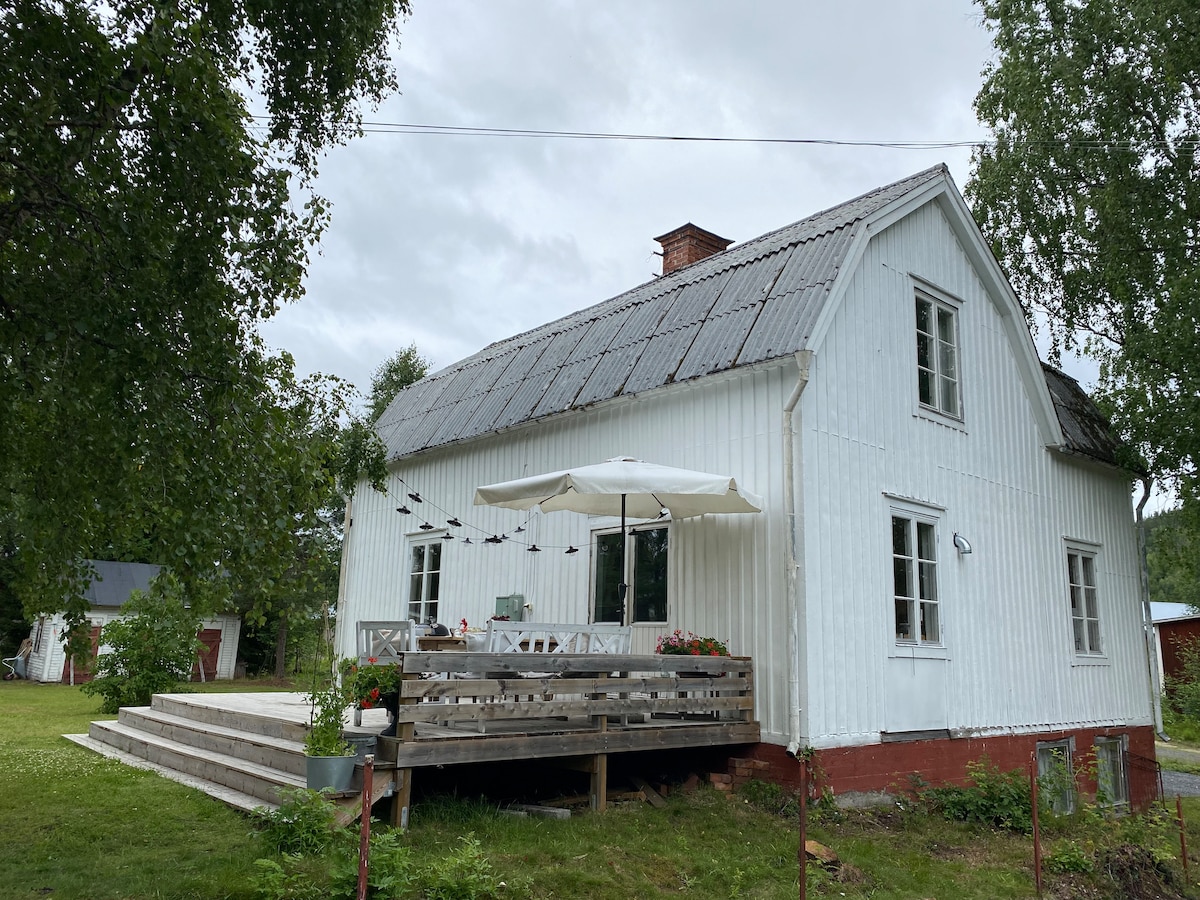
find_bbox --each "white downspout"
[1135,477,1167,739]
[784,351,813,758]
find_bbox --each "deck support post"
[391,669,417,830]
[590,752,608,811]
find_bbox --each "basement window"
[1095,736,1129,810]
[1036,739,1076,815]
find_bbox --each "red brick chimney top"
[654,223,733,275]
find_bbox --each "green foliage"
[1147,508,1200,610]
[254,788,341,857]
[921,758,1033,833]
[969,0,1200,507]
[419,833,517,900]
[329,829,416,898]
[1165,639,1200,720]
[0,0,410,633]
[737,778,802,818]
[368,344,431,423]
[80,574,202,713]
[1044,840,1094,874]
[304,676,354,757]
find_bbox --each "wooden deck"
[68,652,758,828]
[370,651,759,825]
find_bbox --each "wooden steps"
[64,692,389,817]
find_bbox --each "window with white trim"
[407,538,442,625]
[915,290,961,419]
[1066,546,1102,656]
[892,512,940,645]
[1094,736,1129,809]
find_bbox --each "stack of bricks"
[728,756,772,789]
[708,772,734,794]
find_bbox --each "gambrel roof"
[377,165,1121,469]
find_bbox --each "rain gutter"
[1135,477,1167,739]
[783,350,813,758]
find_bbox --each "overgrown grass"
[4,681,1200,898]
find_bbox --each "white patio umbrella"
[474,457,762,612]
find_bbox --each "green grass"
[3,681,1200,899]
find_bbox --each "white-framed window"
[915,288,961,419]
[407,537,442,625]
[592,525,669,625]
[1066,544,1102,656]
[892,510,940,645]
[1094,736,1129,809]
[1036,739,1076,815]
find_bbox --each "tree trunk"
[274,617,288,681]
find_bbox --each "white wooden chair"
[356,620,415,664]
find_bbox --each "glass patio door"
[592,526,668,625]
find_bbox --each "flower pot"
[305,754,356,792]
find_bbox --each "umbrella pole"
[618,493,628,621]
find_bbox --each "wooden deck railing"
[375,651,758,824]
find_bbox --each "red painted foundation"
[729,725,1158,811]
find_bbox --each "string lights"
[388,477,594,555]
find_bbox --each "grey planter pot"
[305,754,356,792]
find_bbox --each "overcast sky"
[260,0,1070,406]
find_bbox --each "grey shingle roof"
[82,561,162,608]
[378,165,950,460]
[1041,364,1124,468]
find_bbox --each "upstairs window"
[892,513,940,645]
[916,291,960,419]
[407,539,442,625]
[1067,547,1102,656]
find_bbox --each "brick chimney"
[654,223,732,276]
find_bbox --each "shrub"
[254,789,341,856]
[81,573,201,713]
[1044,840,1093,874]
[921,757,1033,832]
[420,833,521,900]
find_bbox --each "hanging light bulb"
[419,522,434,531]
[441,533,454,541]
[447,517,463,528]
[514,525,525,533]
[396,506,411,515]
[565,546,579,554]
[485,535,503,544]
[527,544,541,552]
[462,538,473,545]
[407,492,423,503]
[500,533,509,541]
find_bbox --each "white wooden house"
[337,166,1155,805]
[26,560,241,684]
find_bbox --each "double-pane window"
[1067,549,1101,655]
[408,540,441,625]
[893,514,939,644]
[916,293,960,418]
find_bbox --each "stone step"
[86,718,305,805]
[117,705,307,777]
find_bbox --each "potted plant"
[655,630,730,657]
[304,677,356,792]
[341,657,403,724]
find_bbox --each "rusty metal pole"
[798,755,808,900]
[357,754,375,900]
[1178,795,1189,875]
[1030,755,1042,897]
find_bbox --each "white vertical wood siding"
[801,201,1149,749]
[338,364,798,740]
[339,197,1150,750]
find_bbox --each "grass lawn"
[3,680,1200,899]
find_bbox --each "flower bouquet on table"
[655,630,730,657]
